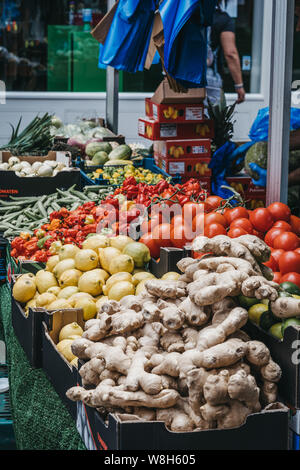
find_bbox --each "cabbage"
[244,142,268,179]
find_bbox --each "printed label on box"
[169,161,185,174]
[152,104,158,121]
[192,145,209,155]
[185,107,204,121]
[160,124,177,138]
[138,120,145,135]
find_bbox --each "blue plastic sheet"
[159,0,217,88]
[98,0,156,73]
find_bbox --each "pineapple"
[206,90,236,151]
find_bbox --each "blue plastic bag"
[159,0,217,88]
[209,141,241,200]
[98,0,156,73]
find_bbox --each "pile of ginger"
[67,234,288,432]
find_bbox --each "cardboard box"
[138,118,214,141]
[0,168,81,200]
[225,176,266,209]
[75,393,289,450]
[42,308,84,418]
[156,156,211,178]
[11,276,45,368]
[151,78,206,104]
[244,321,300,409]
[146,99,205,124]
[154,139,211,159]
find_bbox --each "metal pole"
[106,0,119,134]
[267,0,295,205]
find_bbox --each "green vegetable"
[238,295,260,309]
[37,235,52,249]
[280,282,300,296]
[244,142,268,179]
[0,113,53,155]
[259,310,278,331]
[108,144,132,161]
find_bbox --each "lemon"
[132,272,155,286]
[75,298,97,321]
[59,322,83,342]
[108,281,135,301]
[161,272,181,281]
[35,270,58,294]
[75,249,98,272]
[58,244,80,261]
[103,272,133,295]
[13,277,37,304]
[248,303,269,325]
[108,254,135,275]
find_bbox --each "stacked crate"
[138,96,214,192]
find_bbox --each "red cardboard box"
[153,139,211,159]
[138,117,214,141]
[156,155,211,178]
[145,98,205,124]
[225,176,266,209]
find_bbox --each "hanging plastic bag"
[159,0,217,88]
[209,141,240,200]
[98,0,156,73]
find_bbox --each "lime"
[280,282,300,296]
[248,303,269,325]
[281,318,300,336]
[261,299,270,306]
[259,310,278,331]
[238,295,260,309]
[269,323,283,340]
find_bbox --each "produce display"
[12,236,157,318]
[0,113,54,156]
[0,156,68,177]
[65,234,283,432]
[88,165,165,186]
[1,186,113,241]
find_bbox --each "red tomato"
[273,220,292,232]
[139,233,161,259]
[192,213,205,236]
[182,202,205,222]
[224,206,249,225]
[290,215,300,236]
[205,196,224,211]
[230,218,253,234]
[204,212,228,228]
[267,202,291,222]
[278,251,300,275]
[273,272,282,284]
[264,255,278,272]
[204,223,227,238]
[253,230,265,240]
[295,248,300,255]
[228,227,248,238]
[171,224,194,249]
[273,232,300,251]
[152,223,173,247]
[280,272,300,289]
[249,208,274,232]
[171,215,184,226]
[270,248,285,267]
[192,251,207,260]
[264,227,285,248]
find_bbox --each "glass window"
[0,0,263,93]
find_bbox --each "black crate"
[149,247,191,278]
[42,309,84,418]
[244,321,300,409]
[11,285,45,368]
[0,169,81,200]
[76,401,289,450]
